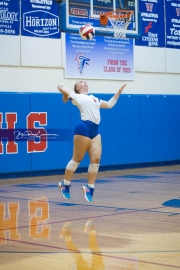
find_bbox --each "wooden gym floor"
[0,165,180,270]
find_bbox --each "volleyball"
[79,24,95,40]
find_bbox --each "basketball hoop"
[100,10,134,39]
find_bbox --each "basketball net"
[100,10,134,39]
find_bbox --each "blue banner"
[166,0,180,48]
[0,0,20,36]
[135,0,165,47]
[21,0,60,38]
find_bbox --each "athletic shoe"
[59,181,71,200]
[82,185,94,203]
[60,221,72,238]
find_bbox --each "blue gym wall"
[0,92,180,175]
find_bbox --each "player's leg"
[82,134,102,203]
[59,134,91,200]
[87,134,102,184]
[65,134,91,180]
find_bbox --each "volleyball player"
[57,81,126,203]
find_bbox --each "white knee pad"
[88,163,100,173]
[66,159,80,172]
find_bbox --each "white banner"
[65,33,134,80]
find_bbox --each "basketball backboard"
[59,0,141,38]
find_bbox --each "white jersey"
[69,92,102,125]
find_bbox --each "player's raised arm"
[57,84,72,103]
[57,84,72,96]
[100,84,127,109]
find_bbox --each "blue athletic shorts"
[74,120,99,139]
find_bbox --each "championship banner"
[0,0,20,36]
[65,34,134,80]
[135,0,165,47]
[21,0,60,38]
[166,0,180,48]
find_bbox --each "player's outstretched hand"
[119,84,127,94]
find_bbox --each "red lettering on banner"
[0,113,18,154]
[123,68,131,73]
[27,112,47,153]
[108,60,118,65]
[104,66,116,72]
[70,8,88,17]
[176,8,180,16]
[104,59,131,73]
[145,3,153,12]
[119,60,127,66]
[117,67,122,72]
